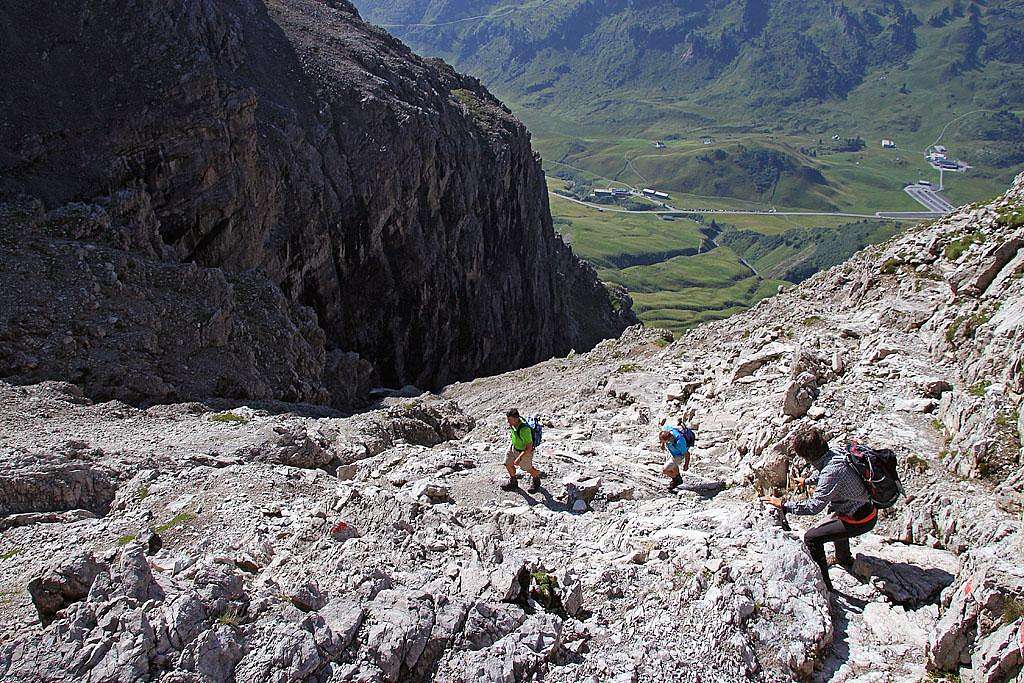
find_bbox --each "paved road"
[548,191,943,221]
[904,185,955,214]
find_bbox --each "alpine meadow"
[355,0,1024,329]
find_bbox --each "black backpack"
[845,444,903,509]
[681,426,696,448]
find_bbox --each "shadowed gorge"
[0,0,635,407]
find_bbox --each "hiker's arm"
[784,474,836,515]
[682,448,690,471]
[524,442,534,457]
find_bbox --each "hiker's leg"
[836,514,878,566]
[517,449,534,474]
[504,448,518,479]
[662,456,679,479]
[833,537,853,566]
[804,518,848,590]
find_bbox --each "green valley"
[548,184,901,331]
[355,0,1024,331]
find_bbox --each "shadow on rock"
[853,554,955,608]
[514,486,570,513]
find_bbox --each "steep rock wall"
[0,0,634,401]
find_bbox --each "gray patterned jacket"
[783,450,872,517]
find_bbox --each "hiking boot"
[668,475,683,492]
[500,478,519,492]
[528,476,542,493]
[835,558,855,572]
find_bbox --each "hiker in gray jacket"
[761,426,876,593]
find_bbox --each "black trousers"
[803,505,877,591]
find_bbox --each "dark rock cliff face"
[0,0,635,405]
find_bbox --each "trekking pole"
[778,468,792,532]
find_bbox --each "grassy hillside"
[356,0,1024,208]
[356,0,1021,332]
[548,179,906,333]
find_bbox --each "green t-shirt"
[510,423,533,451]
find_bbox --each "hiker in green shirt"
[503,408,542,493]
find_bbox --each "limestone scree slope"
[0,0,635,408]
[0,155,1021,682]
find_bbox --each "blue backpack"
[680,426,696,448]
[525,416,543,447]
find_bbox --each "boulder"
[894,398,938,413]
[315,598,364,658]
[782,379,816,418]
[851,538,957,607]
[234,425,333,469]
[913,377,954,399]
[287,579,327,612]
[790,346,831,383]
[563,472,602,510]
[462,602,528,650]
[362,590,436,682]
[111,545,165,604]
[410,480,451,504]
[233,616,322,683]
[27,552,107,625]
[732,343,791,381]
[489,562,531,604]
[665,381,701,402]
[439,613,563,683]
[928,562,1024,673]
[970,619,1024,683]
[752,439,791,491]
[175,624,245,682]
[603,482,635,502]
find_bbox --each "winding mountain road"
[925,109,994,155]
[547,189,943,221]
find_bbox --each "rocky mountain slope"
[0,0,634,408]
[1,159,1021,683]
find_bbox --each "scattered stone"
[410,480,451,503]
[894,398,937,413]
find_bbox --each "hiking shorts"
[663,454,684,476]
[506,446,533,471]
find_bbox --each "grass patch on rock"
[943,232,985,261]
[968,381,991,398]
[1002,596,1024,625]
[995,204,1024,230]
[211,412,248,425]
[154,513,196,534]
[906,454,930,473]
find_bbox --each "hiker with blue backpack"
[760,425,902,593]
[502,408,543,493]
[660,425,696,491]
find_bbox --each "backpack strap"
[838,507,877,525]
